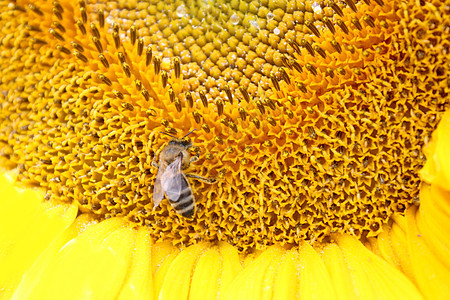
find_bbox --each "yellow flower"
[0,0,449,299]
[2,164,450,298]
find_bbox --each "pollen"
[0,0,448,251]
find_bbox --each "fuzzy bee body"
[153,132,215,217]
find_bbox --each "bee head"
[168,138,192,149]
[161,129,196,149]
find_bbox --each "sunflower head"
[0,0,448,251]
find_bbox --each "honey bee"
[152,130,216,217]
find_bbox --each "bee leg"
[185,173,216,184]
[189,156,199,163]
[151,161,159,169]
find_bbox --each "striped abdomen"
[168,174,195,218]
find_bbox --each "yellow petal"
[389,220,415,281]
[272,250,299,300]
[152,242,179,299]
[11,215,97,300]
[406,205,450,299]
[260,251,281,300]
[417,184,450,270]
[190,247,221,300]
[336,234,423,300]
[364,237,382,258]
[222,246,284,300]
[158,242,209,300]
[423,182,450,217]
[321,243,358,299]
[298,242,337,300]
[217,242,243,297]
[375,225,401,269]
[243,250,262,267]
[420,128,438,183]
[0,171,77,297]
[433,111,450,189]
[117,227,154,300]
[19,218,135,299]
[420,110,450,189]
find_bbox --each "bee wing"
[161,155,183,201]
[153,166,165,207]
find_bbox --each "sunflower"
[0,0,449,299]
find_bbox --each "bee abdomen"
[169,179,195,218]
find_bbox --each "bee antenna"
[182,128,197,139]
[159,131,177,139]
[159,129,197,140]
